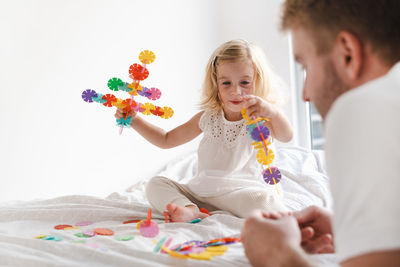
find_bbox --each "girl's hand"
[114,108,137,122]
[242,95,277,119]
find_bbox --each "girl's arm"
[243,95,293,143]
[115,110,204,149]
[264,108,293,143]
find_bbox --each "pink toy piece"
[85,243,100,249]
[179,247,206,255]
[147,88,162,100]
[262,166,282,185]
[168,243,181,251]
[83,230,96,237]
[75,221,93,227]
[140,221,159,238]
[140,221,159,237]
[132,103,146,113]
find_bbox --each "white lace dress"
[187,109,279,197]
[146,109,286,217]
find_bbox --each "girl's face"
[216,59,255,121]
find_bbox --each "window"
[309,103,324,149]
[288,34,324,150]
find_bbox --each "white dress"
[187,109,278,197]
[146,109,286,217]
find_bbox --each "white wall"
[216,0,292,118]
[0,0,291,202]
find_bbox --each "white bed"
[0,146,338,266]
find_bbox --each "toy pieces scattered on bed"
[114,235,135,241]
[54,221,93,230]
[199,208,211,215]
[75,221,93,227]
[123,219,141,224]
[137,208,159,238]
[189,218,202,224]
[54,224,74,230]
[158,237,241,261]
[35,234,63,242]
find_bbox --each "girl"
[115,39,293,222]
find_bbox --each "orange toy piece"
[129,63,149,81]
[94,228,114,236]
[54,224,72,230]
[102,94,117,107]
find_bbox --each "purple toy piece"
[250,125,270,142]
[82,89,98,103]
[262,166,282,185]
[137,86,148,97]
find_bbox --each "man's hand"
[292,206,335,254]
[241,209,310,267]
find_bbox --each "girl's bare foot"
[163,203,209,223]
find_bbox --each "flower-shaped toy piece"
[147,87,162,100]
[262,166,282,185]
[139,50,156,64]
[107,77,124,91]
[129,63,149,81]
[82,89,98,103]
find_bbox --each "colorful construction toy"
[81,50,174,134]
[241,108,282,194]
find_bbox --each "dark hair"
[281,0,400,66]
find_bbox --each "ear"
[333,31,363,83]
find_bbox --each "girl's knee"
[145,176,168,198]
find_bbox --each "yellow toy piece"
[137,220,144,229]
[241,108,250,121]
[168,251,188,259]
[160,106,174,119]
[142,103,155,115]
[111,98,127,109]
[128,82,143,96]
[256,147,275,165]
[188,252,213,260]
[252,141,271,150]
[139,50,156,64]
[63,227,80,230]
[206,245,229,252]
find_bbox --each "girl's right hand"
[114,108,137,120]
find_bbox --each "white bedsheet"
[0,147,338,266]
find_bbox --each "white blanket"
[0,147,337,266]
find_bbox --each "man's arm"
[342,251,400,267]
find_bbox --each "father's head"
[281,0,400,119]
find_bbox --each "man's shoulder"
[327,62,400,125]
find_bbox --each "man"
[241,1,400,266]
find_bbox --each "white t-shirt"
[325,62,400,262]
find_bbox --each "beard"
[316,60,349,120]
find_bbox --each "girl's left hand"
[242,95,277,119]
